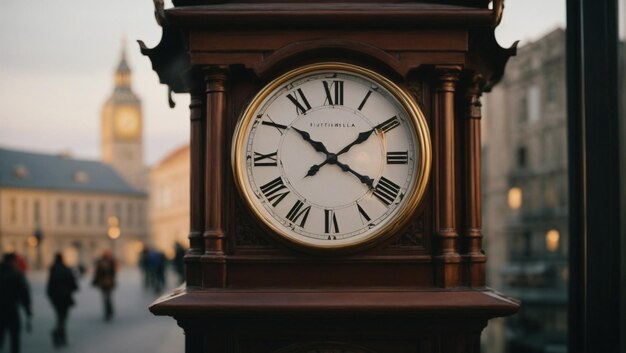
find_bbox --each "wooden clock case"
[142,1,519,352]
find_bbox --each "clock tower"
[101,42,146,191]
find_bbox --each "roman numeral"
[386,151,409,164]
[261,120,287,134]
[285,200,311,228]
[323,80,344,106]
[259,177,290,207]
[376,116,400,133]
[286,88,312,115]
[324,209,339,236]
[253,151,278,166]
[356,203,371,223]
[373,176,401,206]
[358,90,372,111]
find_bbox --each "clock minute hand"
[336,128,376,156]
[292,127,330,155]
[335,160,374,188]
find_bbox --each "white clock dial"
[232,63,431,251]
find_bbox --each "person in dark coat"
[46,253,78,347]
[92,250,117,321]
[0,253,32,353]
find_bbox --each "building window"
[22,200,28,225]
[546,79,558,103]
[508,187,523,210]
[518,96,528,122]
[517,146,527,168]
[523,231,532,258]
[34,200,41,225]
[137,204,144,227]
[527,85,541,121]
[57,201,65,225]
[127,203,134,227]
[10,198,17,224]
[114,203,121,227]
[85,202,92,225]
[71,201,79,225]
[99,203,106,226]
[546,229,560,252]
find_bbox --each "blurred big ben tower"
[101,41,146,191]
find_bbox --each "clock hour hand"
[336,128,376,156]
[291,127,330,155]
[304,128,376,178]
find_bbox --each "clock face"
[232,63,430,251]
[114,106,140,139]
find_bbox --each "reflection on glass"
[508,187,523,210]
[546,229,560,252]
[482,3,568,349]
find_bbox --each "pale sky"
[0,1,565,166]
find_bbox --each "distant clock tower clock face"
[114,107,140,139]
[232,63,431,251]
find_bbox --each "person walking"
[92,250,117,321]
[0,253,32,353]
[46,253,78,348]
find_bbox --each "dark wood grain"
[142,1,519,351]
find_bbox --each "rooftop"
[0,147,145,196]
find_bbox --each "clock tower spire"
[101,39,146,191]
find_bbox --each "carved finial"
[168,88,176,108]
[121,36,127,60]
[492,0,504,26]
[153,0,167,26]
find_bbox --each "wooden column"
[186,91,206,288]
[201,66,229,288]
[433,66,461,288]
[462,73,486,287]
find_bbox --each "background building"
[149,144,190,258]
[0,43,149,268]
[482,28,568,353]
[0,148,147,267]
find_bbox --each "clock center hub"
[280,107,383,209]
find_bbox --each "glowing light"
[508,187,522,209]
[108,216,119,227]
[108,226,121,240]
[27,235,39,247]
[546,229,560,252]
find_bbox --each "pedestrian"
[0,253,32,353]
[46,253,78,348]
[173,242,185,284]
[147,249,166,293]
[92,250,117,321]
[139,246,151,290]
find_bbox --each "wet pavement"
[1,267,184,353]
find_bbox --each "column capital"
[189,94,205,122]
[203,65,229,93]
[434,65,461,92]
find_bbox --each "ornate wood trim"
[433,65,461,288]
[462,72,486,287]
[202,65,229,288]
[186,92,206,288]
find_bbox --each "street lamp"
[107,216,121,258]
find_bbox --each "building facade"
[148,144,190,258]
[0,42,149,268]
[482,28,568,353]
[0,148,147,267]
